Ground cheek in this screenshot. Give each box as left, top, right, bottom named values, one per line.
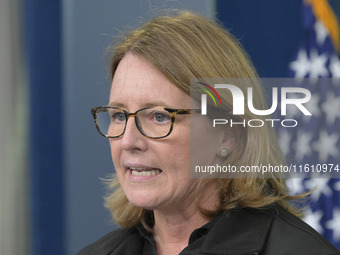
left=109, top=140, right=121, bottom=169
left=190, top=118, right=221, bottom=165
left=162, top=137, right=191, bottom=178
left=169, top=142, right=190, bottom=168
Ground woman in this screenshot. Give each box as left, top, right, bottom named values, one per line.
left=79, top=11, right=340, bottom=255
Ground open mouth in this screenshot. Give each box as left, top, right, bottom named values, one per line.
left=128, top=167, right=162, bottom=177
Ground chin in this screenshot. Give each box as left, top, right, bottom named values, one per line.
left=125, top=189, right=161, bottom=210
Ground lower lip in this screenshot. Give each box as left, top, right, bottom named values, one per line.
left=128, top=169, right=162, bottom=181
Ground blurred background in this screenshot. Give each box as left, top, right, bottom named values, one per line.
left=0, top=0, right=339, bottom=255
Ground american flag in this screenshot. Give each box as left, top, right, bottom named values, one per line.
left=278, top=0, right=340, bottom=249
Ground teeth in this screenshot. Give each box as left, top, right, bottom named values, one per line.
left=131, top=169, right=161, bottom=176
left=129, top=167, right=141, bottom=170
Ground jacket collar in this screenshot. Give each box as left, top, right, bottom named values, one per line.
left=189, top=206, right=276, bottom=255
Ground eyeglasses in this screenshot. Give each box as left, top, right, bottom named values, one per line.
left=91, top=106, right=200, bottom=139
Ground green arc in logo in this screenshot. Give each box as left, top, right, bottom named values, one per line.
left=199, top=87, right=217, bottom=106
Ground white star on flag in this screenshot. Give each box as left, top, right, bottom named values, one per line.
left=325, top=208, right=340, bottom=242
left=309, top=49, right=329, bottom=78
left=294, top=130, right=313, bottom=161
left=289, top=49, right=310, bottom=79
left=304, top=177, right=332, bottom=201
left=321, top=93, right=340, bottom=125
left=312, top=130, right=339, bottom=162
left=287, top=178, right=306, bottom=194
left=304, top=208, right=324, bottom=234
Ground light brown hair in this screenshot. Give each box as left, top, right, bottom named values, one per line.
left=105, top=10, right=300, bottom=228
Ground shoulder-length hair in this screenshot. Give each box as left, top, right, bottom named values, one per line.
left=105, top=10, right=300, bottom=228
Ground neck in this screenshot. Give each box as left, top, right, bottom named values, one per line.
left=152, top=181, right=219, bottom=255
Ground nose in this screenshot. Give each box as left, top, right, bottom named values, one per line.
left=120, top=117, right=147, bottom=152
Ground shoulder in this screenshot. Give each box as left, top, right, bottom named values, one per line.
left=77, top=226, right=140, bottom=255
left=263, top=205, right=340, bottom=255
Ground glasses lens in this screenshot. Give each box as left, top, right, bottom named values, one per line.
left=137, top=107, right=172, bottom=138
left=96, top=108, right=126, bottom=137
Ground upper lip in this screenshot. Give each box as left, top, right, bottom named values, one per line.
left=125, top=163, right=161, bottom=171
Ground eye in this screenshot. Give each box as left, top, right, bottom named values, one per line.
left=112, top=111, right=126, bottom=122
left=152, top=111, right=171, bottom=123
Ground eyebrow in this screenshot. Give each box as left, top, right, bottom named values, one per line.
left=108, top=101, right=174, bottom=109
left=108, top=102, right=126, bottom=108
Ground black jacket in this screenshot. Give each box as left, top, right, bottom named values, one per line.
left=78, top=205, right=340, bottom=255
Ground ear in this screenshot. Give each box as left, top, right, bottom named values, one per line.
left=217, top=128, right=236, bottom=155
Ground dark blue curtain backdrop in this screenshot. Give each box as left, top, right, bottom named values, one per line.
left=216, top=0, right=303, bottom=77
left=216, top=0, right=339, bottom=77
left=23, top=0, right=64, bottom=255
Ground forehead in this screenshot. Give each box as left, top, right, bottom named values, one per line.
left=110, top=53, right=189, bottom=109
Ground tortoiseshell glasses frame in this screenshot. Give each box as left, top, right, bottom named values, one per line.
left=91, top=106, right=201, bottom=139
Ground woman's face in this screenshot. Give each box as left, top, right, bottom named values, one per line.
left=109, top=52, right=222, bottom=212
